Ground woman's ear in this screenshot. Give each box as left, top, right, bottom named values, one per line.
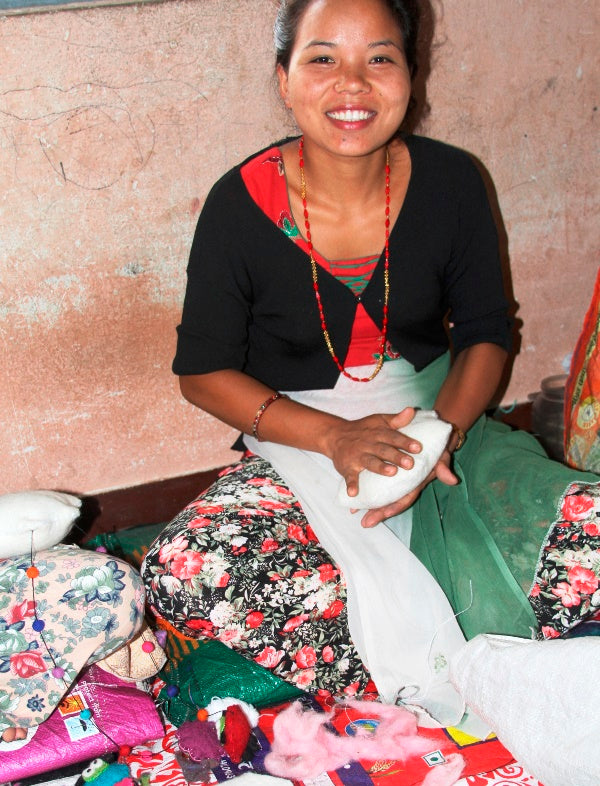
left=276, top=63, right=291, bottom=108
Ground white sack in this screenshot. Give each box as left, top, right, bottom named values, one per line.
left=450, top=633, right=600, bottom=786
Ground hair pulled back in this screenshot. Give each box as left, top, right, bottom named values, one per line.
left=274, top=0, right=421, bottom=77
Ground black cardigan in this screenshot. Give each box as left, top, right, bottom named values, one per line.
left=173, top=135, right=511, bottom=390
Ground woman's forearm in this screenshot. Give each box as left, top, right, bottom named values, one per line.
left=179, top=369, right=423, bottom=493
left=179, top=369, right=345, bottom=455
left=434, top=342, right=508, bottom=445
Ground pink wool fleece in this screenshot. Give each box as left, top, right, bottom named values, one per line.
left=264, top=699, right=464, bottom=783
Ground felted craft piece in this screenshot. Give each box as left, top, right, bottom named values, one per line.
left=450, top=633, right=600, bottom=786
left=221, top=702, right=255, bottom=763
left=125, top=686, right=515, bottom=786
left=175, top=750, right=220, bottom=784
left=205, top=696, right=260, bottom=728
left=0, top=663, right=164, bottom=781
left=336, top=410, right=452, bottom=509
left=263, top=698, right=461, bottom=780
left=175, top=718, right=224, bottom=761
left=79, top=757, right=132, bottom=784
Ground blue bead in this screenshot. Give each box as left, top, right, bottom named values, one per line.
left=166, top=684, right=179, bottom=697
left=32, top=619, right=45, bottom=632
left=80, top=709, right=92, bottom=720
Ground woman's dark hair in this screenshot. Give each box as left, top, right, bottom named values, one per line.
left=274, top=0, right=421, bottom=78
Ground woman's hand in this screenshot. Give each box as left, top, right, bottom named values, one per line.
left=359, top=449, right=459, bottom=528
left=326, top=407, right=423, bottom=499
left=351, top=343, right=509, bottom=528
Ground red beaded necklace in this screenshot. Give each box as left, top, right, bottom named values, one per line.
left=298, top=136, right=391, bottom=383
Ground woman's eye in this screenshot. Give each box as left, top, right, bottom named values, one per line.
left=310, top=56, right=334, bottom=64
left=370, top=55, right=392, bottom=64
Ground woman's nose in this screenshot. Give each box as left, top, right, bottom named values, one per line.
left=334, top=63, right=370, bottom=93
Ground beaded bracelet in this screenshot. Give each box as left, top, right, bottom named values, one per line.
left=252, top=392, right=288, bottom=441
left=449, top=423, right=466, bottom=451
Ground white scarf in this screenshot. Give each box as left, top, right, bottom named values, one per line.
left=244, top=358, right=467, bottom=727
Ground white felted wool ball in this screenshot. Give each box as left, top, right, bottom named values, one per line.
left=0, top=490, right=82, bottom=558
left=336, top=410, right=452, bottom=509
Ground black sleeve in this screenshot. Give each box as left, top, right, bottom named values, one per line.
left=172, top=174, right=252, bottom=376
left=444, top=156, right=512, bottom=355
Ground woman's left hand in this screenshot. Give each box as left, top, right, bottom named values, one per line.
left=357, top=343, right=510, bottom=528
left=359, top=450, right=458, bottom=528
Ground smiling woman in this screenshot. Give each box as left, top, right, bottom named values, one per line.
left=275, top=0, right=412, bottom=160
left=140, top=0, right=600, bottom=730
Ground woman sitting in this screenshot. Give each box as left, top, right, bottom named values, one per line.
left=142, top=0, right=600, bottom=725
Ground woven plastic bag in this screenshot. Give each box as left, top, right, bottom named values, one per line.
left=564, top=268, right=600, bottom=472
left=158, top=638, right=304, bottom=726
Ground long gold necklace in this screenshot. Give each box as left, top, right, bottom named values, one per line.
left=298, top=137, right=391, bottom=383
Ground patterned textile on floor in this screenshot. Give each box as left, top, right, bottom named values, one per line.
left=0, top=546, right=146, bottom=733
left=113, top=681, right=517, bottom=786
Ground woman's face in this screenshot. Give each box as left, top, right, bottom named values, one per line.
left=277, top=0, right=411, bottom=159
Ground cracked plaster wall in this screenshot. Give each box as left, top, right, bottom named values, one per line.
left=0, top=0, right=597, bottom=495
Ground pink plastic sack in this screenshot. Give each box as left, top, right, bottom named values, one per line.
left=0, top=664, right=163, bottom=781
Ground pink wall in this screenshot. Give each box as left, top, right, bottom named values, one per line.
left=1, top=0, right=597, bottom=496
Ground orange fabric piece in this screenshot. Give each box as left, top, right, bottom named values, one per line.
left=564, top=267, right=600, bottom=471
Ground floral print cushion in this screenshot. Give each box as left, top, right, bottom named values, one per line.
left=529, top=481, right=600, bottom=637
left=0, top=545, right=145, bottom=731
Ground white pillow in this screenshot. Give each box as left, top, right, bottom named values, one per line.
left=336, top=410, right=452, bottom=509
left=0, top=490, right=81, bottom=558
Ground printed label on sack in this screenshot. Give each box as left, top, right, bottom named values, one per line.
left=423, top=750, right=446, bottom=767
left=58, top=691, right=100, bottom=742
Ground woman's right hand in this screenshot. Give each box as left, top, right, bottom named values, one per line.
left=178, top=372, right=423, bottom=500
left=325, top=406, right=422, bottom=501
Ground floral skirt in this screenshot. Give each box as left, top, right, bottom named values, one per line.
left=142, top=455, right=372, bottom=697
left=142, top=429, right=600, bottom=701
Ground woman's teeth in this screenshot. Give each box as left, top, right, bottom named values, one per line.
left=327, top=109, right=373, bottom=122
